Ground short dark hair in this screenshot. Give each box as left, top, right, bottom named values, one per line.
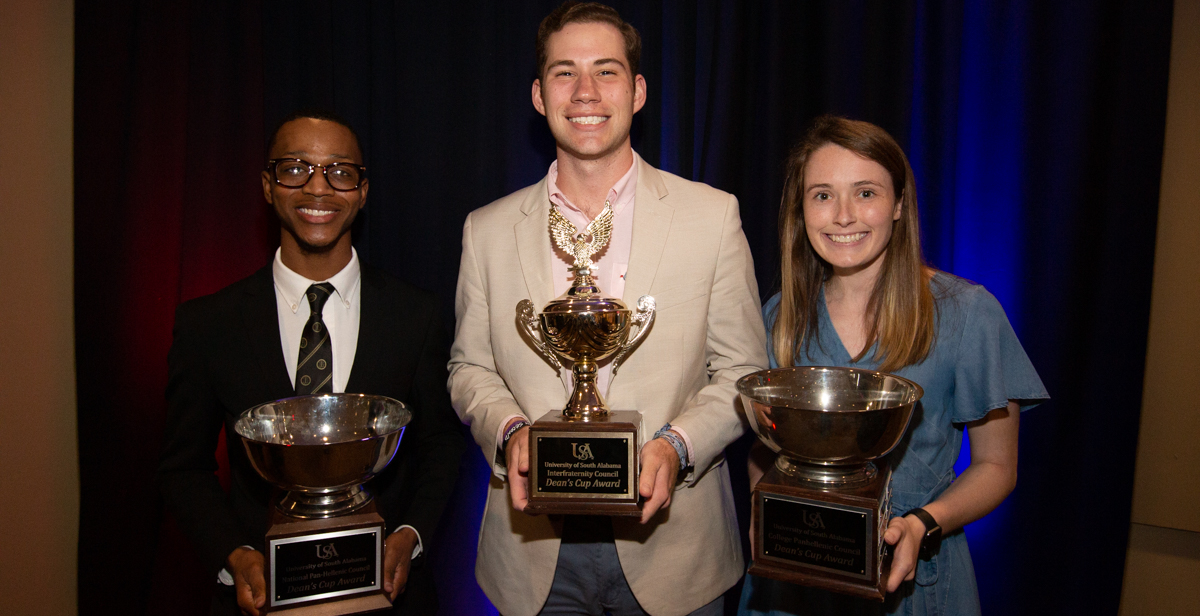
left=266, top=109, right=364, bottom=163
left=535, top=1, right=641, bottom=80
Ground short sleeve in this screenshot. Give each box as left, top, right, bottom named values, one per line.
left=952, top=287, right=1049, bottom=424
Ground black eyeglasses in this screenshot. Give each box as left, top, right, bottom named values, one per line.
left=266, top=158, right=367, bottom=191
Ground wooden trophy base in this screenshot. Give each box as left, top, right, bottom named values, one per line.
left=525, top=410, right=641, bottom=517
left=750, top=462, right=893, bottom=602
left=263, top=500, right=393, bottom=615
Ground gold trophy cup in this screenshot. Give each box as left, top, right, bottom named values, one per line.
left=516, top=203, right=655, bottom=516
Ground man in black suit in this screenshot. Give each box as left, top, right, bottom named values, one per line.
left=158, top=110, right=464, bottom=616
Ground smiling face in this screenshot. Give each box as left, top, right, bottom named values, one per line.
left=261, top=118, right=367, bottom=265
left=532, top=21, right=646, bottom=164
left=802, top=144, right=902, bottom=280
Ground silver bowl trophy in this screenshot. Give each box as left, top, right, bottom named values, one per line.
left=516, top=203, right=655, bottom=516
left=737, top=367, right=923, bottom=601
left=235, top=393, right=411, bottom=614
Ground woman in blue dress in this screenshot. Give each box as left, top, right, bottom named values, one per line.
left=738, top=116, right=1048, bottom=616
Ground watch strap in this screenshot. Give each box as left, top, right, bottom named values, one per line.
left=905, top=507, right=942, bottom=559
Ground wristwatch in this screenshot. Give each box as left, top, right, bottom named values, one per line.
left=905, top=507, right=942, bottom=559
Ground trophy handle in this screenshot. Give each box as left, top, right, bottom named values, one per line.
left=612, top=295, right=655, bottom=376
left=517, top=299, right=564, bottom=371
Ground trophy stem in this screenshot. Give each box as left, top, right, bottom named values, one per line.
left=775, top=457, right=878, bottom=487
left=277, top=484, right=372, bottom=519
left=562, top=357, right=610, bottom=420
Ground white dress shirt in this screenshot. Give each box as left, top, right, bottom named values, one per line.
left=272, top=247, right=361, bottom=392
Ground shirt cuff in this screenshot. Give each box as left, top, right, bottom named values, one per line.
left=393, top=525, right=423, bottom=560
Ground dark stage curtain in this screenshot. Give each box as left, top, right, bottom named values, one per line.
left=75, top=1, right=1172, bottom=614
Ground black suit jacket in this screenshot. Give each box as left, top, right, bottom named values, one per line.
left=158, top=263, right=464, bottom=612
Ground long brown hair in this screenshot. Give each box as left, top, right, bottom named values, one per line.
left=773, top=115, right=934, bottom=372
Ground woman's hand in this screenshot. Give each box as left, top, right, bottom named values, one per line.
left=880, top=402, right=1020, bottom=594
left=883, top=513, right=929, bottom=592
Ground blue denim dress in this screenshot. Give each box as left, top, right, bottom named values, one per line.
left=739, top=273, right=1048, bottom=616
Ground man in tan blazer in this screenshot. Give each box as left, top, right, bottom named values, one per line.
left=448, top=3, right=768, bottom=615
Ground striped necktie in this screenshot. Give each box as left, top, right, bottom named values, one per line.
left=295, top=283, right=334, bottom=394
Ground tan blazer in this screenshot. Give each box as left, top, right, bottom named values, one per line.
left=449, top=156, right=768, bottom=616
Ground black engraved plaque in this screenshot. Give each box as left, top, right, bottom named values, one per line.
left=759, top=494, right=870, bottom=577
left=535, top=435, right=631, bottom=495
left=271, top=528, right=380, bottom=605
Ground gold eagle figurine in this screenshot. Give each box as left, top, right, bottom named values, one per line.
left=549, top=201, right=614, bottom=274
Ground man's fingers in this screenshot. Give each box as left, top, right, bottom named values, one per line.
left=638, top=439, right=681, bottom=523
left=244, top=565, right=266, bottom=613
left=388, top=561, right=409, bottom=600
left=637, top=455, right=657, bottom=519
left=383, top=542, right=399, bottom=593
left=235, top=582, right=259, bottom=616
left=506, top=427, right=530, bottom=473
left=396, top=566, right=410, bottom=595
left=230, top=548, right=266, bottom=616
left=250, top=571, right=266, bottom=609
left=511, top=483, right=528, bottom=510
left=639, top=464, right=668, bottom=523
left=510, top=473, right=529, bottom=511
left=516, top=430, right=530, bottom=473
left=511, top=439, right=529, bottom=510
left=638, top=441, right=667, bottom=499
left=639, top=486, right=665, bottom=523
left=235, top=578, right=264, bottom=616
left=505, top=427, right=531, bottom=512
left=382, top=529, right=416, bottom=600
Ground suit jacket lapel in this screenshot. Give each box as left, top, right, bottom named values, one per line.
left=515, top=178, right=556, bottom=307
left=241, top=266, right=294, bottom=399
left=623, top=157, right=673, bottom=304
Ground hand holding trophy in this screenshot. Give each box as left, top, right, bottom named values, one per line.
left=515, top=203, right=655, bottom=516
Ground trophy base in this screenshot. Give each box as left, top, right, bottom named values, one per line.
left=264, top=500, right=392, bottom=615
left=750, top=462, right=893, bottom=602
left=525, top=410, right=641, bottom=517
